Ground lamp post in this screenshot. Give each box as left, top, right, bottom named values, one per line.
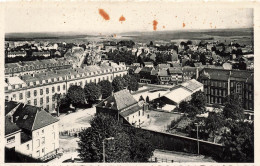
left=194, top=123, right=200, bottom=155
left=102, top=137, right=114, bottom=163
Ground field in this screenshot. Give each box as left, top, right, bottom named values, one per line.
left=142, top=110, right=182, bottom=132
left=5, top=28, right=253, bottom=45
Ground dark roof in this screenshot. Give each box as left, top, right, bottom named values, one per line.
left=13, top=105, right=59, bottom=131
left=97, top=89, right=138, bottom=111
left=120, top=105, right=142, bottom=117
left=21, top=132, right=32, bottom=144
left=140, top=67, right=154, bottom=73
left=5, top=117, right=20, bottom=136
left=168, top=67, right=182, bottom=74
left=5, top=100, right=21, bottom=115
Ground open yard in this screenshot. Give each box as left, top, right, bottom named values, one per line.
left=142, top=110, right=182, bottom=132
left=58, top=107, right=96, bottom=132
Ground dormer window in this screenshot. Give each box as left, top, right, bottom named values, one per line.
left=23, top=115, right=28, bottom=120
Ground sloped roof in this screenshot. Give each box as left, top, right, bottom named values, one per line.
left=181, top=79, right=203, bottom=92
left=120, top=105, right=142, bottom=117
left=5, top=100, right=21, bottom=115
left=97, top=89, right=138, bottom=111
left=13, top=105, right=59, bottom=131
left=163, top=87, right=192, bottom=104
left=5, top=117, right=21, bottom=136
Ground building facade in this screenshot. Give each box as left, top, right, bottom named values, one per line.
left=5, top=62, right=128, bottom=112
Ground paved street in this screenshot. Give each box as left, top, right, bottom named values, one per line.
left=151, top=149, right=216, bottom=163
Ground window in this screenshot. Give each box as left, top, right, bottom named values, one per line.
left=13, top=94, right=16, bottom=99
left=231, top=82, right=234, bottom=87
left=236, top=83, right=242, bottom=94
left=63, top=84, right=66, bottom=90
left=223, top=90, right=226, bottom=97
left=28, top=100, right=31, bottom=105
left=215, top=89, right=218, bottom=96
left=36, top=150, right=40, bottom=157
left=46, top=105, right=49, bottom=110
left=42, top=129, right=44, bottom=134
left=40, top=98, right=43, bottom=105
left=34, top=90, right=37, bottom=96
left=19, top=93, right=23, bottom=100
left=127, top=117, right=129, bottom=121
left=142, top=110, right=144, bottom=116
left=27, top=91, right=31, bottom=98
left=46, top=96, right=49, bottom=103
left=34, top=99, right=37, bottom=105
left=42, top=148, right=45, bottom=155
left=138, top=111, right=140, bottom=116
left=27, top=144, right=29, bottom=150
left=57, top=86, right=60, bottom=91
left=36, top=139, right=40, bottom=147
left=7, top=136, right=15, bottom=144
left=249, top=93, right=252, bottom=100
left=219, top=90, right=222, bottom=96
left=46, top=88, right=49, bottom=94
left=52, top=95, right=55, bottom=101
left=41, top=137, right=45, bottom=145
left=52, top=87, right=55, bottom=93
left=40, top=89, right=43, bottom=95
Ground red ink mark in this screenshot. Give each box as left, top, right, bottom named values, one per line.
left=175, top=16, right=177, bottom=18
left=98, top=9, right=110, bottom=20
left=113, top=34, right=117, bottom=37
left=163, top=25, right=165, bottom=29
left=153, top=20, right=158, bottom=31
left=119, top=15, right=126, bottom=23
left=183, top=23, right=186, bottom=28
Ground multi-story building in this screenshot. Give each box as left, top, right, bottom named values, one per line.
left=5, top=58, right=73, bottom=77
left=7, top=51, right=27, bottom=58
left=5, top=100, right=59, bottom=161
left=198, top=68, right=254, bottom=111
left=5, top=62, right=128, bottom=112
left=96, top=89, right=148, bottom=127
left=32, top=52, right=51, bottom=57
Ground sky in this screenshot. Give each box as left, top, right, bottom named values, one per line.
left=4, top=2, right=253, bottom=34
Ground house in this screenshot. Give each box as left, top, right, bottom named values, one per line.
left=139, top=67, right=156, bottom=84
left=7, top=51, right=27, bottom=58
left=32, top=52, right=51, bottom=57
left=156, top=68, right=171, bottom=85
left=153, top=79, right=203, bottom=109
left=96, top=89, right=148, bottom=127
left=5, top=100, right=59, bottom=161
left=198, top=68, right=254, bottom=111
left=144, top=62, right=154, bottom=67
left=168, top=67, right=183, bottom=84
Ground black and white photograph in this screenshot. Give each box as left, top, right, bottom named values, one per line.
left=2, top=2, right=256, bottom=164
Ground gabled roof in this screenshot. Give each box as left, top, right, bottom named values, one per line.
left=181, top=79, right=203, bottom=92
left=97, top=89, right=138, bottom=111
left=5, top=100, right=21, bottom=115
left=5, top=117, right=21, bottom=136
left=13, top=105, right=59, bottom=131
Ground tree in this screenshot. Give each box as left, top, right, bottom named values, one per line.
left=53, top=93, right=62, bottom=116
left=190, top=90, right=206, bottom=113
left=223, top=94, right=244, bottom=120
left=178, top=101, right=189, bottom=113
left=146, top=96, right=150, bottom=103
left=98, top=80, right=113, bottom=99
left=84, top=82, right=101, bottom=105
left=112, top=76, right=125, bottom=92
left=222, top=121, right=254, bottom=162
left=124, top=75, right=139, bottom=92
left=77, top=113, right=154, bottom=162
left=67, top=85, right=85, bottom=108
left=139, top=95, right=144, bottom=101
left=205, top=112, right=226, bottom=143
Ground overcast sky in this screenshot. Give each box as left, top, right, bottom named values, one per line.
left=4, top=2, right=253, bottom=33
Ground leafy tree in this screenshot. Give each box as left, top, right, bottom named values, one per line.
left=190, top=90, right=206, bottom=113
left=78, top=113, right=131, bottom=162
left=222, top=121, right=254, bottom=162
left=84, top=82, right=101, bottom=105
left=178, top=101, right=189, bottom=113
left=112, top=76, right=125, bottom=92
left=53, top=93, right=62, bottom=116
left=127, top=127, right=155, bottom=162
left=124, top=75, right=139, bottom=92
left=146, top=96, right=150, bottom=103
left=223, top=94, right=244, bottom=120
left=205, top=112, right=225, bottom=142
left=98, top=80, right=113, bottom=99
left=78, top=113, right=154, bottom=162
left=67, top=85, right=85, bottom=108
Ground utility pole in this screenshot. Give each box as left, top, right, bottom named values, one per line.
left=102, top=137, right=114, bottom=163
left=195, top=123, right=200, bottom=155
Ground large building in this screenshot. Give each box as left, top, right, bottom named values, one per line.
left=5, top=58, right=73, bottom=77
left=198, top=68, right=254, bottom=111
left=96, top=89, right=148, bottom=127
left=5, top=100, right=59, bottom=161
left=5, top=61, right=128, bottom=112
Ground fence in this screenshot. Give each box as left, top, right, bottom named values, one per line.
left=59, top=127, right=88, bottom=137
left=149, top=157, right=176, bottom=163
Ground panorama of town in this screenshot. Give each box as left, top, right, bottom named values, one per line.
left=4, top=28, right=254, bottom=163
